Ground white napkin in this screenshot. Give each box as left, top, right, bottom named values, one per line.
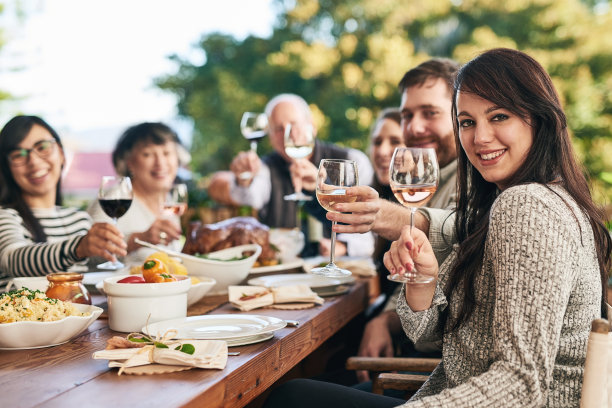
left=228, top=285, right=274, bottom=311
left=229, top=284, right=323, bottom=311
left=93, top=340, right=227, bottom=371
left=271, top=284, right=324, bottom=305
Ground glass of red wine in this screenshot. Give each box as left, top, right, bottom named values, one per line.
left=97, top=176, right=133, bottom=270
left=388, top=147, right=439, bottom=284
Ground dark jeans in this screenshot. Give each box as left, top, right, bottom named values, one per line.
left=263, top=378, right=406, bottom=408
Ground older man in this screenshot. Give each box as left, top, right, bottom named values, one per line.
left=209, top=93, right=374, bottom=256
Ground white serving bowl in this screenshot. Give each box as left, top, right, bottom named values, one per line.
left=178, top=244, right=262, bottom=294
left=103, top=275, right=191, bottom=333
left=96, top=276, right=216, bottom=307
left=0, top=304, right=103, bottom=349
left=6, top=276, right=49, bottom=292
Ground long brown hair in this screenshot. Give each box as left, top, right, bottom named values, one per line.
left=448, top=48, right=611, bottom=329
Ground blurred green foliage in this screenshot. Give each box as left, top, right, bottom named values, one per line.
left=156, top=0, right=612, bottom=208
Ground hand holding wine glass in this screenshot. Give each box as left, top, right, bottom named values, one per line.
left=97, top=176, right=133, bottom=270
left=388, top=147, right=439, bottom=284
left=310, top=159, right=358, bottom=277
left=284, top=123, right=315, bottom=201
left=163, top=183, right=188, bottom=217
left=238, top=112, right=268, bottom=180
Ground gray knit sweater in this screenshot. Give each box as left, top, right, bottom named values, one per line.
left=396, top=183, right=602, bottom=407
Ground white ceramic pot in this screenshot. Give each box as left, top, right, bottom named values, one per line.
left=103, top=275, right=191, bottom=333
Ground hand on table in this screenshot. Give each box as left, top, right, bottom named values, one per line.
left=356, top=313, right=396, bottom=383
left=319, top=238, right=347, bottom=258
left=136, top=218, right=182, bottom=247
left=289, top=159, right=317, bottom=192
left=325, top=185, right=380, bottom=234
left=76, top=222, right=127, bottom=261
left=230, top=150, right=262, bottom=187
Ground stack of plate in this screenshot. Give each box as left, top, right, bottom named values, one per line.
left=142, top=314, right=287, bottom=347
left=247, top=273, right=355, bottom=297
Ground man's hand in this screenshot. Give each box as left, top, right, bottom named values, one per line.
left=289, top=159, right=318, bottom=192
left=325, top=186, right=380, bottom=234
left=356, top=312, right=398, bottom=382
left=319, top=238, right=347, bottom=258
left=230, top=151, right=262, bottom=186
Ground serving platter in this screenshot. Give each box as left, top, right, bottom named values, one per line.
left=142, top=314, right=286, bottom=340
left=247, top=273, right=342, bottom=289
left=250, top=258, right=304, bottom=275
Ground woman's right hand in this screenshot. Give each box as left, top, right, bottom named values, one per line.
left=383, top=225, right=438, bottom=311
left=136, top=218, right=182, bottom=247
left=76, top=222, right=127, bottom=261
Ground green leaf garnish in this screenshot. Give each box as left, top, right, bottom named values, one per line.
left=175, top=343, right=195, bottom=355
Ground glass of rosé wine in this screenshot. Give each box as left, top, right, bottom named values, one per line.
left=163, top=183, right=188, bottom=217
left=310, top=159, right=358, bottom=277
left=388, top=147, right=439, bottom=284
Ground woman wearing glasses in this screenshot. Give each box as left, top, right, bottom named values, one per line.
left=0, top=115, right=126, bottom=290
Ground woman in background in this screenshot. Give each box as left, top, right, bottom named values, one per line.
left=263, top=48, right=611, bottom=407
left=88, top=122, right=189, bottom=263
left=0, top=115, right=125, bottom=289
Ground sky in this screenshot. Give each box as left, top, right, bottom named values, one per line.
left=0, top=0, right=275, bottom=151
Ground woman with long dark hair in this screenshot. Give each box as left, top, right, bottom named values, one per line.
left=262, top=48, right=611, bottom=407
left=0, top=115, right=126, bottom=289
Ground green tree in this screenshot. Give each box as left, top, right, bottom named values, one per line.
left=156, top=0, right=612, bottom=206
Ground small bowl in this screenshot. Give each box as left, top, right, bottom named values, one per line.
left=178, top=244, right=262, bottom=294
left=187, top=277, right=216, bottom=306
left=103, top=275, right=191, bottom=333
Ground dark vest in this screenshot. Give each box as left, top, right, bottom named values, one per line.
left=260, top=140, right=349, bottom=229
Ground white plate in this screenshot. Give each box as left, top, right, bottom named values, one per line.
left=247, top=273, right=342, bottom=289
left=82, top=272, right=117, bottom=287
left=226, top=332, right=274, bottom=347
left=250, top=258, right=305, bottom=274
left=142, top=314, right=286, bottom=340
left=0, top=304, right=103, bottom=349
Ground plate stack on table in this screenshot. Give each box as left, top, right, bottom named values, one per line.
left=247, top=274, right=355, bottom=297
left=142, top=314, right=287, bottom=347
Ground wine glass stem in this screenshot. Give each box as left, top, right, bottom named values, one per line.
left=410, top=208, right=416, bottom=235
left=330, top=221, right=337, bottom=265
left=250, top=141, right=258, bottom=153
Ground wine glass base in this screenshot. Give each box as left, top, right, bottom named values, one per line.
left=387, top=273, right=435, bottom=284
left=284, top=192, right=313, bottom=201
left=97, top=260, right=125, bottom=270
left=310, top=263, right=351, bottom=277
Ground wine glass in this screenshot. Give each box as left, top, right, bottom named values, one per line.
left=163, top=183, right=188, bottom=217
left=283, top=123, right=314, bottom=202
left=238, top=112, right=268, bottom=180
left=97, top=176, right=133, bottom=270
left=388, top=147, right=439, bottom=284
left=310, top=159, right=359, bottom=277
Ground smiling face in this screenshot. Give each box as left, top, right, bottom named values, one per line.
left=9, top=124, right=64, bottom=208
left=126, top=141, right=178, bottom=195
left=456, top=91, right=534, bottom=190
left=370, top=118, right=404, bottom=185
left=400, top=77, right=456, bottom=168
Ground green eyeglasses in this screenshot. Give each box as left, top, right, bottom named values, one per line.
left=8, top=139, right=58, bottom=166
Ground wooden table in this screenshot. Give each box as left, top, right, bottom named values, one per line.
left=0, top=280, right=369, bottom=408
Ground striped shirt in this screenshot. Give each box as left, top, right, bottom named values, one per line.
left=0, top=206, right=91, bottom=289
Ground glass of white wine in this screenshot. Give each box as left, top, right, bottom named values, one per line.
left=283, top=123, right=315, bottom=202
left=311, top=159, right=358, bottom=277
left=238, top=112, right=268, bottom=180
left=388, top=147, right=439, bottom=284
left=163, top=183, right=188, bottom=217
